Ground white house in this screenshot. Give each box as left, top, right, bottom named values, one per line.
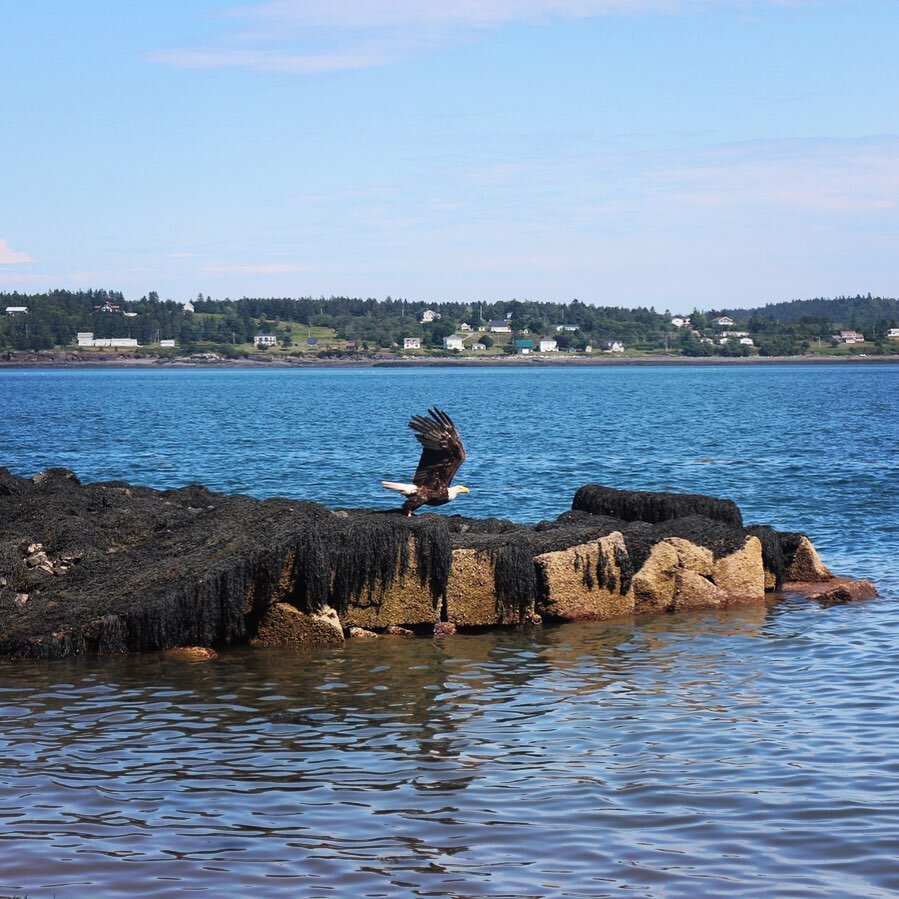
left=183, top=302, right=195, bottom=313
left=605, top=340, right=625, bottom=353
left=160, top=339, right=176, bottom=348
left=538, top=338, right=558, bottom=353
left=93, top=301, right=122, bottom=314
left=670, top=316, right=690, bottom=328
left=443, top=335, right=464, bottom=351
left=584, top=344, right=593, bottom=354
left=739, top=337, right=754, bottom=346
left=403, top=337, right=421, bottom=350
left=420, top=309, right=441, bottom=323
left=887, top=328, right=899, bottom=339
left=555, top=324, right=579, bottom=332
left=254, top=334, right=278, bottom=347
left=471, top=342, right=486, bottom=351
left=458, top=322, right=472, bottom=331
left=487, top=320, right=512, bottom=333
left=834, top=330, right=865, bottom=344
left=78, top=335, right=139, bottom=347
left=5, top=306, right=28, bottom=315
left=711, top=316, right=735, bottom=328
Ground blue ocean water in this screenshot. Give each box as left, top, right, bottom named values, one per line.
left=1, top=363, right=897, bottom=896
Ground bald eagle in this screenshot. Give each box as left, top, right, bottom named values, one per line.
left=382, top=407, right=470, bottom=516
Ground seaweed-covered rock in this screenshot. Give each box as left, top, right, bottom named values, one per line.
left=0, top=468, right=867, bottom=659
left=573, top=484, right=743, bottom=528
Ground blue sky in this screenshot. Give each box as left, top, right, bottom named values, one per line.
left=2, top=0, right=898, bottom=309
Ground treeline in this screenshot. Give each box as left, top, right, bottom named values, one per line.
left=724, top=294, right=899, bottom=330
left=1, top=289, right=897, bottom=354
left=195, top=296, right=673, bottom=348
left=0, top=290, right=258, bottom=350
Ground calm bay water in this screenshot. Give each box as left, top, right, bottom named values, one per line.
left=1, top=364, right=897, bottom=896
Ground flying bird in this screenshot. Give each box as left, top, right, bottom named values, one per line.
left=382, top=407, right=470, bottom=516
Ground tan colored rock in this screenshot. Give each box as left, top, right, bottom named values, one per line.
left=664, top=537, right=714, bottom=577
left=784, top=536, right=833, bottom=583
left=164, top=646, right=218, bottom=662
left=445, top=548, right=535, bottom=626
left=386, top=625, right=415, bottom=637
left=251, top=602, right=344, bottom=647
left=535, top=532, right=634, bottom=621
left=340, top=540, right=439, bottom=629
left=348, top=626, right=380, bottom=639
left=434, top=621, right=457, bottom=637
left=712, top=536, right=765, bottom=604
left=673, top=568, right=727, bottom=611
left=632, top=540, right=680, bottom=614
left=784, top=577, right=878, bottom=605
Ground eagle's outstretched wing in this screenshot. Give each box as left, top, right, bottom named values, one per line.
left=409, top=407, right=466, bottom=489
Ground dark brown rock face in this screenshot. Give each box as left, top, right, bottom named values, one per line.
left=0, top=469, right=873, bottom=659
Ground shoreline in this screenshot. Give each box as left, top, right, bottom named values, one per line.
left=1, top=351, right=898, bottom=369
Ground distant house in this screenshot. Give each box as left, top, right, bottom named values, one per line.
left=711, top=316, right=735, bottom=328
left=739, top=337, right=754, bottom=346
left=77, top=332, right=138, bottom=347
left=887, top=328, right=899, bottom=339
left=183, top=302, right=195, bottom=313
left=458, top=322, right=472, bottom=332
left=515, top=339, right=534, bottom=355
left=93, top=301, right=122, bottom=314
left=443, top=335, right=464, bottom=351
left=420, top=309, right=441, bottom=323
left=584, top=345, right=593, bottom=354
left=123, top=311, right=138, bottom=317
left=254, top=334, right=277, bottom=347
left=306, top=337, right=318, bottom=347
left=670, top=316, right=690, bottom=328
left=471, top=342, right=486, bottom=351
left=605, top=340, right=625, bottom=353
left=538, top=338, right=558, bottom=353
left=5, top=306, right=28, bottom=315
left=403, top=337, right=421, bottom=350
left=834, top=330, right=865, bottom=344
left=159, top=339, right=176, bottom=348
left=555, top=324, right=579, bottom=333
left=487, top=320, right=512, bottom=333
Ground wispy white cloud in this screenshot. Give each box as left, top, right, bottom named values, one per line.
left=201, top=262, right=312, bottom=274
left=0, top=238, right=33, bottom=264
left=152, top=0, right=819, bottom=74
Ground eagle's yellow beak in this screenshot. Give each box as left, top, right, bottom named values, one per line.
left=460, top=486, right=471, bottom=493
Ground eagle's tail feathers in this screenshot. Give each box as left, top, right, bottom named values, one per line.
left=381, top=481, right=418, bottom=496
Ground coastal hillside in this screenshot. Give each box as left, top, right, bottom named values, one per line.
left=723, top=294, right=899, bottom=329
left=1, top=289, right=897, bottom=358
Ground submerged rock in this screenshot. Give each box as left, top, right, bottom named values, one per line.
left=0, top=467, right=875, bottom=659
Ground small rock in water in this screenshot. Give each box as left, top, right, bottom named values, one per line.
left=348, top=626, right=380, bottom=639
left=386, top=625, right=415, bottom=637
left=433, top=621, right=457, bottom=637
left=164, top=646, right=218, bottom=662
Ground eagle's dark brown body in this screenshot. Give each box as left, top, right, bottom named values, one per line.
left=382, top=407, right=469, bottom=516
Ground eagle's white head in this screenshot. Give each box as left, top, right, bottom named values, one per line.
left=448, top=485, right=471, bottom=500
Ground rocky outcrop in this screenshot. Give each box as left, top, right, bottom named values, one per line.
left=0, top=468, right=876, bottom=659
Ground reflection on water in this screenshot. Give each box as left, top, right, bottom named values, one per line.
left=2, top=599, right=899, bottom=896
